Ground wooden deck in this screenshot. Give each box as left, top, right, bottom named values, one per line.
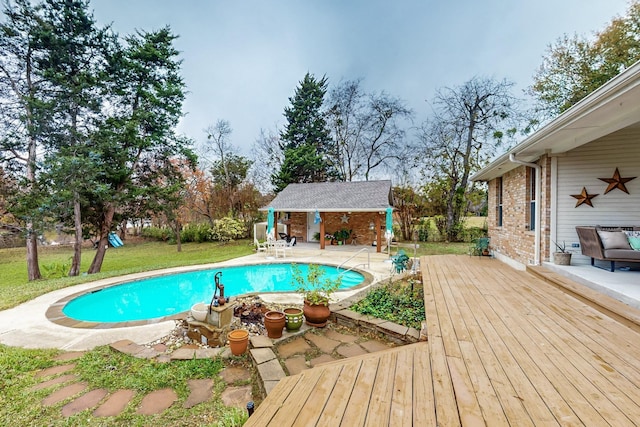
left=245, top=255, right=640, bottom=426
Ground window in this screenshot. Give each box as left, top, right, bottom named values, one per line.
left=528, top=168, right=536, bottom=231
left=497, top=177, right=503, bottom=227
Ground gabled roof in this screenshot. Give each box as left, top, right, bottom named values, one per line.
left=262, top=180, right=393, bottom=212
left=472, top=59, right=640, bottom=182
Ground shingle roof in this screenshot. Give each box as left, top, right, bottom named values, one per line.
left=262, top=180, right=393, bottom=212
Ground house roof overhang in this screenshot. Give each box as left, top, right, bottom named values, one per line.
left=472, top=60, right=640, bottom=182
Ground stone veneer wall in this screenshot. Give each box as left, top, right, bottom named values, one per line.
left=487, top=155, right=551, bottom=266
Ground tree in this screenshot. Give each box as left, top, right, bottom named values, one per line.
left=530, top=1, right=640, bottom=116
left=326, top=79, right=412, bottom=181
left=419, top=77, right=517, bottom=241
left=272, top=73, right=334, bottom=192
left=250, top=127, right=282, bottom=194
left=393, top=185, right=428, bottom=241
left=85, top=27, right=194, bottom=273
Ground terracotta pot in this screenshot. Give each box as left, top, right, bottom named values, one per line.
left=264, top=310, right=286, bottom=338
left=284, top=307, right=304, bottom=331
left=303, top=300, right=331, bottom=327
left=228, top=329, right=249, bottom=356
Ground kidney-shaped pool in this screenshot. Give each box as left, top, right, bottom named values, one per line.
left=61, top=263, right=364, bottom=323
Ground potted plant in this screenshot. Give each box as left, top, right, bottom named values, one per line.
left=335, top=229, right=351, bottom=245
left=553, top=241, right=572, bottom=265
left=291, top=264, right=341, bottom=327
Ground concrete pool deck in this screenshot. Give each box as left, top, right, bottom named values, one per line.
left=0, top=244, right=397, bottom=350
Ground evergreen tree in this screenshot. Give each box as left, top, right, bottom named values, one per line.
left=272, top=72, right=334, bottom=192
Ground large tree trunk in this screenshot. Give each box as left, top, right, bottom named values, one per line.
left=88, top=203, right=116, bottom=274
left=68, top=193, right=83, bottom=276
left=26, top=229, right=41, bottom=281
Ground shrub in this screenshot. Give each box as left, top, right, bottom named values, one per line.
left=181, top=223, right=212, bottom=243
left=416, top=218, right=431, bottom=242
left=141, top=226, right=171, bottom=241
left=210, top=217, right=246, bottom=243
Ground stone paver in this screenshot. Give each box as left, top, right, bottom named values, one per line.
left=359, top=340, right=391, bottom=353
left=195, top=348, right=222, bottom=359
left=153, top=343, right=168, bottom=352
left=250, top=335, right=274, bottom=348
left=183, top=379, right=213, bottom=409
left=250, top=348, right=276, bottom=365
left=264, top=380, right=280, bottom=395
left=93, top=389, right=135, bottom=417
left=220, top=385, right=252, bottom=409
left=310, top=354, right=337, bottom=367
left=61, top=388, right=108, bottom=417
left=136, top=388, right=177, bottom=415
left=305, top=333, right=340, bottom=353
left=53, top=351, right=85, bottom=362
left=284, top=355, right=309, bottom=375
left=377, top=321, right=409, bottom=339
left=42, top=382, right=88, bottom=406
left=36, top=363, right=76, bottom=378
left=169, top=347, right=196, bottom=360
left=276, top=337, right=311, bottom=358
left=219, top=367, right=252, bottom=385
left=257, top=359, right=286, bottom=382
left=134, top=347, right=161, bottom=360
left=30, top=374, right=78, bottom=391
left=325, top=329, right=359, bottom=343
left=336, top=343, right=368, bottom=358
left=110, top=339, right=145, bottom=356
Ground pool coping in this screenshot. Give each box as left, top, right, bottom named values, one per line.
left=45, top=261, right=375, bottom=329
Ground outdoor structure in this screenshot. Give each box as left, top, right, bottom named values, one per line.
left=259, top=180, right=394, bottom=253
left=472, top=60, right=640, bottom=269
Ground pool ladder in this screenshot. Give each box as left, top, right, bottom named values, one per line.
left=337, top=248, right=370, bottom=276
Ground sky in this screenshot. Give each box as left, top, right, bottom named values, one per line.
left=90, top=0, right=631, bottom=158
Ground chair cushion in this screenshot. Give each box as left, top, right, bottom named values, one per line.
left=603, top=248, right=640, bottom=260
left=597, top=230, right=632, bottom=250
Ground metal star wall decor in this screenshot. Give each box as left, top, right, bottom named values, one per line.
left=571, top=187, right=598, bottom=207
left=598, top=167, right=636, bottom=194
left=340, top=214, right=350, bottom=223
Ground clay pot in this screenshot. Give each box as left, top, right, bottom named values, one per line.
left=303, top=300, right=331, bottom=327
left=284, top=307, right=304, bottom=331
left=228, top=329, right=249, bottom=355
left=264, top=310, right=286, bottom=338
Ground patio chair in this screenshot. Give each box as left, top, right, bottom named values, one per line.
left=274, top=240, right=287, bottom=258
left=279, top=232, right=297, bottom=246
left=254, top=238, right=267, bottom=253
left=469, top=237, right=490, bottom=257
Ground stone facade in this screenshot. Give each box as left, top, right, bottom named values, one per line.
left=487, top=155, right=551, bottom=266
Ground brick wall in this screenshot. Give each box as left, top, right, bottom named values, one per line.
left=487, top=155, right=551, bottom=265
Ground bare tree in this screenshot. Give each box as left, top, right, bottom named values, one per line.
left=203, top=119, right=233, bottom=188
left=249, top=127, right=283, bottom=194
left=326, top=79, right=413, bottom=181
left=419, top=76, right=518, bottom=241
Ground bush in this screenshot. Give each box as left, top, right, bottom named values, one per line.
left=416, top=218, right=431, bottom=242
left=210, top=217, right=246, bottom=243
left=181, top=223, right=212, bottom=243
left=141, top=226, right=171, bottom=241
left=351, top=279, right=425, bottom=329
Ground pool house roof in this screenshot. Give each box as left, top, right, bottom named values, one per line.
left=261, top=180, right=394, bottom=213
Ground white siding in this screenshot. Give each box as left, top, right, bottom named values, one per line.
left=556, top=128, right=640, bottom=264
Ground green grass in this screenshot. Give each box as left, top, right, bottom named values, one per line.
left=0, top=239, right=254, bottom=311
left=0, top=344, right=249, bottom=426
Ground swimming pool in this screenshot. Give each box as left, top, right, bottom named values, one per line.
left=61, top=263, right=364, bottom=323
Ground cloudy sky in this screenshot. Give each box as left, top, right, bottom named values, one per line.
left=90, top=0, right=630, bottom=156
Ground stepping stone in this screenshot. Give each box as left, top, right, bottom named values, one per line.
left=305, top=333, right=340, bottom=353
left=359, top=340, right=391, bottom=353
left=257, top=359, right=286, bottom=382
left=250, top=335, right=273, bottom=348
left=325, top=329, right=359, bottom=343
left=31, top=374, right=78, bottom=391
left=310, top=354, right=337, bottom=367
left=183, top=379, right=213, bottom=409
left=61, top=388, right=108, bottom=417
left=153, top=343, right=168, bottom=352
left=93, top=389, right=135, bottom=417
left=42, top=382, right=88, bottom=406
left=250, top=348, right=276, bottom=365
left=276, top=337, right=311, bottom=358
left=264, top=380, right=280, bottom=395
left=136, top=388, right=177, bottom=415
left=110, top=340, right=144, bottom=356
left=195, top=348, right=221, bottom=359
left=284, top=355, right=309, bottom=375
left=36, top=364, right=76, bottom=378
left=53, top=352, right=85, bottom=362
left=170, top=347, right=196, bottom=360
left=336, top=343, right=367, bottom=358
left=219, top=367, right=251, bottom=385
left=220, top=385, right=252, bottom=410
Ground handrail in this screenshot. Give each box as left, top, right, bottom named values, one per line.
left=338, top=247, right=370, bottom=272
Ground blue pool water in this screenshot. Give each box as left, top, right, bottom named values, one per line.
left=62, top=263, right=364, bottom=323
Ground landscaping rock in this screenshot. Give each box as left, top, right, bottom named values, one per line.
left=183, top=379, right=213, bottom=409
left=136, top=388, right=177, bottom=415
left=61, top=388, right=108, bottom=417
left=220, top=385, right=252, bottom=409
left=336, top=343, right=367, bottom=358
left=250, top=348, right=276, bottom=365
left=36, top=363, right=76, bottom=378
left=284, top=355, right=309, bottom=375
left=93, top=389, right=135, bottom=417
left=42, top=382, right=88, bottom=406
left=305, top=333, right=340, bottom=353
left=310, top=354, right=337, bottom=367
left=276, top=337, right=311, bottom=358
left=359, top=340, right=391, bottom=353
left=219, top=367, right=251, bottom=385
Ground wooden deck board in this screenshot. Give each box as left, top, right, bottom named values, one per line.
left=245, top=255, right=640, bottom=426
